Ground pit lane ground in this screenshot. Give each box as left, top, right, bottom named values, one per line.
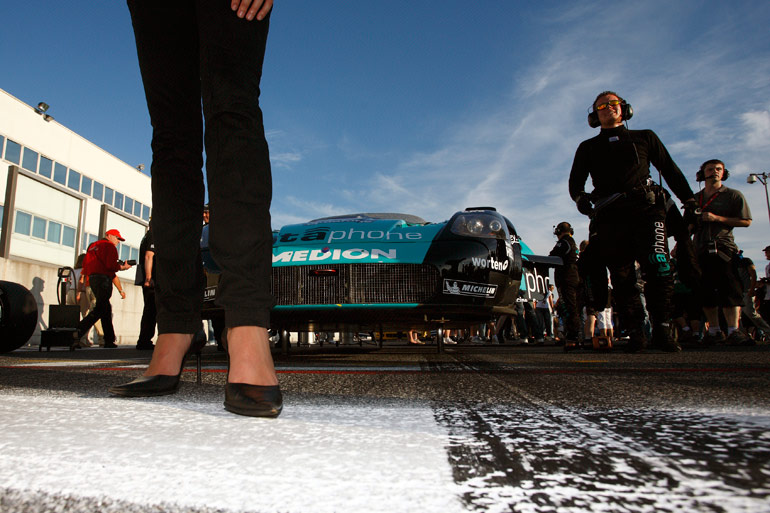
left=1, top=340, right=769, bottom=513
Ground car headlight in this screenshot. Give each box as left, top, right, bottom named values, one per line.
left=450, top=213, right=507, bottom=239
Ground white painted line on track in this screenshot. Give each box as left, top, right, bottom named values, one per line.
left=0, top=394, right=463, bottom=513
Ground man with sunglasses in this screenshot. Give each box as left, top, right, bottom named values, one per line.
left=568, top=91, right=696, bottom=352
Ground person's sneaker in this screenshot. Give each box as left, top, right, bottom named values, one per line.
left=726, top=330, right=754, bottom=346
left=136, top=342, right=155, bottom=350
left=103, top=341, right=118, bottom=348
left=702, top=331, right=726, bottom=346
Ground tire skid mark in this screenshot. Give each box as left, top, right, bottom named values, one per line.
left=430, top=358, right=770, bottom=513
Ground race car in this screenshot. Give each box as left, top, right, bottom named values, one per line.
left=201, top=207, right=559, bottom=345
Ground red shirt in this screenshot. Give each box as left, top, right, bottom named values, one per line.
left=82, top=239, right=121, bottom=279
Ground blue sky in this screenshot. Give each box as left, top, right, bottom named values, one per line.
left=2, top=1, right=770, bottom=261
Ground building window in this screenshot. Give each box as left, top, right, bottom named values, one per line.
left=39, top=156, right=53, bottom=179
left=67, top=169, right=81, bottom=192
left=22, top=148, right=39, bottom=172
left=14, top=211, right=32, bottom=235
left=114, top=192, right=124, bottom=211
left=142, top=205, right=151, bottom=221
left=47, top=221, right=62, bottom=243
left=104, top=187, right=114, bottom=206
left=81, top=176, right=92, bottom=196
left=53, top=163, right=67, bottom=185
left=62, top=225, right=76, bottom=248
left=124, top=197, right=134, bottom=215
left=92, top=181, right=104, bottom=201
left=130, top=246, right=139, bottom=262
left=32, top=216, right=47, bottom=239
left=134, top=201, right=143, bottom=218
left=4, top=139, right=21, bottom=164
left=0, top=135, right=4, bottom=156
left=120, top=244, right=131, bottom=262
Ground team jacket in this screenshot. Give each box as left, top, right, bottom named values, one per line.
left=568, top=126, right=693, bottom=205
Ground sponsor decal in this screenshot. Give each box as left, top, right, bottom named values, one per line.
left=277, top=224, right=424, bottom=244
left=204, top=286, right=216, bottom=301
left=471, top=256, right=509, bottom=271
left=443, top=279, right=497, bottom=298
left=520, top=267, right=551, bottom=301
left=273, top=248, right=398, bottom=264
left=649, top=220, right=671, bottom=275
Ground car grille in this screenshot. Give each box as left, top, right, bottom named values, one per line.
left=272, top=264, right=439, bottom=305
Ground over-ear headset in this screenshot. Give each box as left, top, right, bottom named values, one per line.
left=587, top=93, right=634, bottom=128
left=553, top=221, right=574, bottom=236
left=696, top=159, right=730, bottom=182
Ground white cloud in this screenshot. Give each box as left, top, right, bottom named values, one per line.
left=741, top=109, right=770, bottom=149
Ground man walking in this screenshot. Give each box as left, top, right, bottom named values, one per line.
left=75, top=229, right=132, bottom=348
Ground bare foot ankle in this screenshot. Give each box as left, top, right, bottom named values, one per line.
left=227, top=326, right=278, bottom=386
left=143, top=333, right=193, bottom=377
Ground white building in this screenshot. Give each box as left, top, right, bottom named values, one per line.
left=0, top=88, right=152, bottom=347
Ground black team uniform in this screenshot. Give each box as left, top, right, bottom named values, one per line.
left=569, top=126, right=694, bottom=351
left=549, top=231, right=580, bottom=346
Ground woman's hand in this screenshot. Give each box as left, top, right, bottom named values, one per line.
left=231, top=0, right=273, bottom=21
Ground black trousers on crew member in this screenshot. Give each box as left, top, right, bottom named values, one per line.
left=589, top=202, right=673, bottom=334
left=128, top=1, right=274, bottom=334
left=76, top=274, right=116, bottom=344
left=556, top=269, right=581, bottom=339
left=137, top=286, right=157, bottom=345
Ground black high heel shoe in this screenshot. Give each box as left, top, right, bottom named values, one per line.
left=109, top=330, right=207, bottom=397
left=221, top=329, right=283, bottom=418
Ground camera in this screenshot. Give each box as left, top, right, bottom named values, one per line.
left=119, top=259, right=137, bottom=266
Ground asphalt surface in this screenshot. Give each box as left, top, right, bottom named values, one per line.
left=1, top=339, right=769, bottom=513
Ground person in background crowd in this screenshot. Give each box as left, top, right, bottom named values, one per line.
left=670, top=244, right=702, bottom=345
left=735, top=250, right=769, bottom=344
left=759, top=246, right=770, bottom=325
left=75, top=229, right=132, bottom=348
left=569, top=90, right=695, bottom=353
left=135, top=222, right=156, bottom=350
left=535, top=284, right=554, bottom=342
left=549, top=222, right=581, bottom=350
left=67, top=253, right=92, bottom=348
left=691, top=159, right=752, bottom=346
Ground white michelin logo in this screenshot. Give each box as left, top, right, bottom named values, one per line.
left=443, top=279, right=497, bottom=298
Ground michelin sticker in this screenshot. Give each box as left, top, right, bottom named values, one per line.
left=443, top=279, right=497, bottom=298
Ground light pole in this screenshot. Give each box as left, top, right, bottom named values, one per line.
left=747, top=172, right=770, bottom=227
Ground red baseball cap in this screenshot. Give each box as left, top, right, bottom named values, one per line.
left=105, top=229, right=125, bottom=241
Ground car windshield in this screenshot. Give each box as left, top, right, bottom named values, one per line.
left=308, top=213, right=429, bottom=225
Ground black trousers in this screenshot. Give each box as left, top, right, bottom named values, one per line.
left=137, top=286, right=157, bottom=344
left=128, top=0, right=274, bottom=334
left=556, top=269, right=580, bottom=339
left=591, top=204, right=673, bottom=332
left=76, top=274, right=116, bottom=343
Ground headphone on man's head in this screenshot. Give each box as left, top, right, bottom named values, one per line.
left=587, top=92, right=634, bottom=128
left=553, top=221, right=574, bottom=236
left=696, top=159, right=730, bottom=182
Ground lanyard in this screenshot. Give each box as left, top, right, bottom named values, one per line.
left=699, top=188, right=723, bottom=212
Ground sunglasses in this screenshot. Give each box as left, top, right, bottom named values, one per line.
left=595, top=99, right=622, bottom=111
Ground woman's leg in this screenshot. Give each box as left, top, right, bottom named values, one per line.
left=197, top=1, right=276, bottom=385
left=128, top=0, right=205, bottom=375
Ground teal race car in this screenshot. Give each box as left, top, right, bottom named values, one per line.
left=201, top=207, right=558, bottom=341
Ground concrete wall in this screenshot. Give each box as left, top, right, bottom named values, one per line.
left=1, top=256, right=146, bottom=348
